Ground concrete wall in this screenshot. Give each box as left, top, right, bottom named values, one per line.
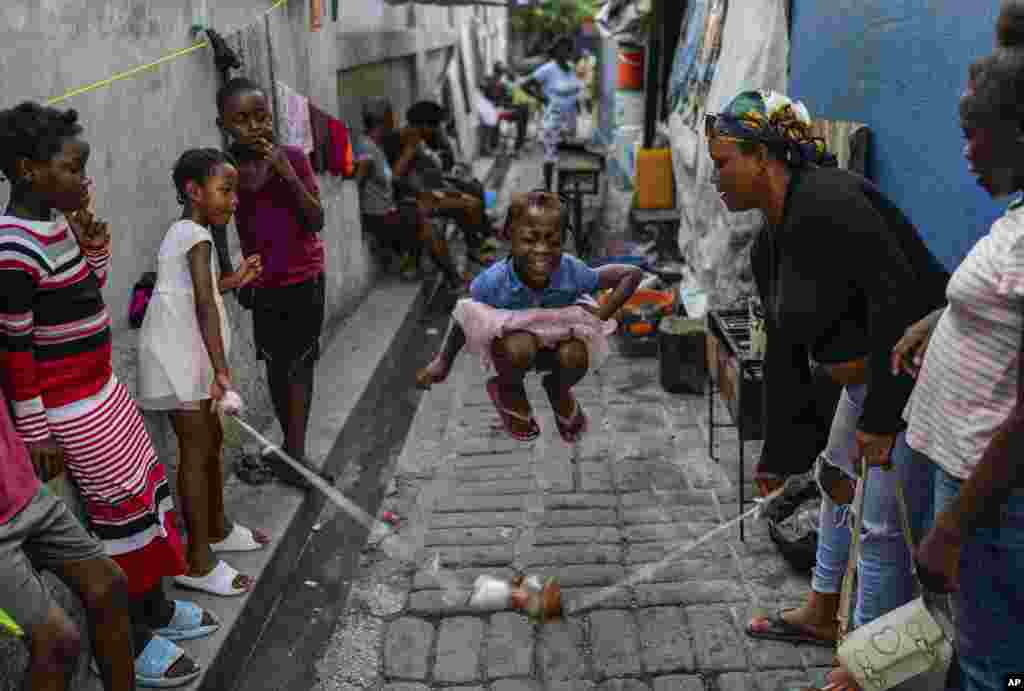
left=790, top=0, right=1002, bottom=271
left=0, top=0, right=505, bottom=460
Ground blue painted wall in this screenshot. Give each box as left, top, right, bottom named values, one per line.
left=790, top=0, right=1002, bottom=271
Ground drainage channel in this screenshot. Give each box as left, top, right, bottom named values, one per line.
left=229, top=298, right=450, bottom=691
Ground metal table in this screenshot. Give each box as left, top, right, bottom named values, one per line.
left=556, top=143, right=605, bottom=260
left=706, top=308, right=764, bottom=540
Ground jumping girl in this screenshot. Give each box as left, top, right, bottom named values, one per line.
left=138, top=149, right=269, bottom=598
left=0, top=102, right=212, bottom=687
left=416, top=191, right=642, bottom=442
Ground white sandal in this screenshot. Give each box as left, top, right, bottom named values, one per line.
left=210, top=523, right=266, bottom=553
left=174, top=560, right=251, bottom=597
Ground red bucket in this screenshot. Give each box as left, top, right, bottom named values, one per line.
left=618, top=45, right=645, bottom=90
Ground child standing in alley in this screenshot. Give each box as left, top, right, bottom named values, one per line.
left=138, top=148, right=269, bottom=597
left=216, top=77, right=326, bottom=488
left=416, top=191, right=642, bottom=442
left=0, top=101, right=213, bottom=688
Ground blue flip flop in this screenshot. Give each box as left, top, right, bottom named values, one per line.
left=136, top=635, right=201, bottom=688
left=153, top=600, right=220, bottom=642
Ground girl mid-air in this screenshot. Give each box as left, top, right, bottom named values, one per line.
left=416, top=191, right=642, bottom=442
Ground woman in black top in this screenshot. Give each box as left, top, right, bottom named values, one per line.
left=705, top=91, right=948, bottom=668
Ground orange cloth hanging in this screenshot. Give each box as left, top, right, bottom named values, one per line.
left=327, top=117, right=354, bottom=178
left=311, top=0, right=323, bottom=31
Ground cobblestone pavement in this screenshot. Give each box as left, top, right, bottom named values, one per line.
left=311, top=338, right=838, bottom=691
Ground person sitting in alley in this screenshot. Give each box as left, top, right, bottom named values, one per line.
left=415, top=191, right=642, bottom=443
left=216, top=77, right=326, bottom=489
left=356, top=97, right=437, bottom=280
left=138, top=149, right=270, bottom=597
left=0, top=387, right=135, bottom=691
left=393, top=100, right=498, bottom=268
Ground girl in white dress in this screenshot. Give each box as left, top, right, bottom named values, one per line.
left=139, top=149, right=267, bottom=597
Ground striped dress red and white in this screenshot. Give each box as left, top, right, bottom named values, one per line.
left=0, top=214, right=186, bottom=595
left=903, top=200, right=1024, bottom=480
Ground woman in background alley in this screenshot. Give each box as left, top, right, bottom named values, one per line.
left=702, top=91, right=948, bottom=680
left=0, top=101, right=211, bottom=687
left=216, top=77, right=326, bottom=489
left=889, top=10, right=1024, bottom=688
left=522, top=36, right=585, bottom=192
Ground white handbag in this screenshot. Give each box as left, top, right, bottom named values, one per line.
left=835, top=457, right=953, bottom=691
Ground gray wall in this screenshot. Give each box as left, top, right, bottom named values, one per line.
left=0, top=0, right=506, bottom=459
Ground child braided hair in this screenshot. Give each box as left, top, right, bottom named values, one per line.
left=501, top=189, right=569, bottom=241
left=172, top=148, right=238, bottom=206
left=0, top=102, right=83, bottom=185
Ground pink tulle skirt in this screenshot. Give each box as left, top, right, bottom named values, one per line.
left=452, top=298, right=618, bottom=373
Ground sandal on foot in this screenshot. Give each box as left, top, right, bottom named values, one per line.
left=136, top=635, right=201, bottom=688
left=755, top=471, right=786, bottom=497
left=554, top=400, right=588, bottom=443
left=543, top=378, right=587, bottom=443
left=745, top=609, right=836, bottom=647
left=153, top=600, right=220, bottom=641
left=174, top=560, right=252, bottom=597
left=211, top=523, right=269, bottom=553
left=486, top=377, right=540, bottom=442
left=415, top=355, right=451, bottom=390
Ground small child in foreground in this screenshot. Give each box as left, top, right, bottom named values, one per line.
left=138, top=149, right=269, bottom=598
left=416, top=191, right=642, bottom=442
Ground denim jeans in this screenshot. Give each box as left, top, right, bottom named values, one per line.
left=920, top=459, right=1024, bottom=691
left=811, top=385, right=933, bottom=627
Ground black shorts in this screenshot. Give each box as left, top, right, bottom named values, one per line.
left=253, top=274, right=325, bottom=372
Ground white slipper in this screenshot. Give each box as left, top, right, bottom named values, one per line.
left=210, top=523, right=266, bottom=553
left=174, top=560, right=250, bottom=597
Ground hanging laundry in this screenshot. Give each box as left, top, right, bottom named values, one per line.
left=275, top=80, right=315, bottom=155
left=327, top=116, right=354, bottom=178
left=308, top=103, right=332, bottom=173
left=311, top=0, right=323, bottom=32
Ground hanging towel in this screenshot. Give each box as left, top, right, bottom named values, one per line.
left=308, top=104, right=331, bottom=173
left=275, top=80, right=315, bottom=155
left=311, top=0, right=323, bottom=31
left=327, top=117, right=354, bottom=178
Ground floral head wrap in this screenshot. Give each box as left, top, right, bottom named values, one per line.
left=706, top=90, right=837, bottom=168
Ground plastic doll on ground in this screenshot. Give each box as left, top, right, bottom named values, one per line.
left=416, top=191, right=643, bottom=443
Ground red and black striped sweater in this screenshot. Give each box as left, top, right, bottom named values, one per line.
left=0, top=215, right=112, bottom=443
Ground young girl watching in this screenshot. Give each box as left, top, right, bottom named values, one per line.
left=216, top=77, right=326, bottom=489
left=417, top=191, right=642, bottom=442
left=138, top=148, right=269, bottom=598
left=0, top=101, right=211, bottom=687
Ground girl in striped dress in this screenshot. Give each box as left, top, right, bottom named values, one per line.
left=0, top=102, right=215, bottom=688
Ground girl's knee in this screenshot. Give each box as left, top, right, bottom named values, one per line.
left=81, top=559, right=130, bottom=613
left=31, top=606, right=82, bottom=669
left=557, top=340, right=588, bottom=371
left=493, top=332, right=538, bottom=371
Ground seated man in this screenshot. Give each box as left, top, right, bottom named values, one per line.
left=388, top=101, right=498, bottom=267
left=0, top=387, right=135, bottom=690
left=354, top=98, right=462, bottom=290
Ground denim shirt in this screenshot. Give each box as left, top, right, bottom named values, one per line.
left=469, top=255, right=599, bottom=310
